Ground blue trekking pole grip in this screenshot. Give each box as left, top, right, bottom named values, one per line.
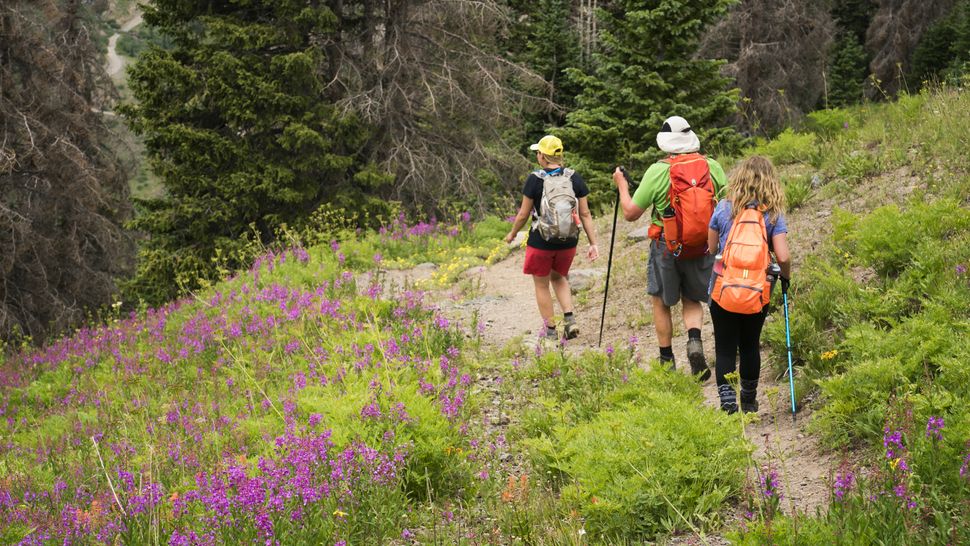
left=782, top=280, right=796, bottom=421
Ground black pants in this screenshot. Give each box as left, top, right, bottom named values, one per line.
left=709, top=300, right=767, bottom=387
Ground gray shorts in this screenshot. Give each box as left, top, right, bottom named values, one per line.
left=647, top=240, right=715, bottom=306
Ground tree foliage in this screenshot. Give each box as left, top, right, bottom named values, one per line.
left=827, top=33, right=869, bottom=108
left=0, top=0, right=134, bottom=342
left=910, top=0, right=970, bottom=86
left=124, top=0, right=539, bottom=305
left=504, top=0, right=585, bottom=133
left=702, top=0, right=835, bottom=134
left=561, top=0, right=744, bottom=201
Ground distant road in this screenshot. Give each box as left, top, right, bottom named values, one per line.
left=105, top=11, right=144, bottom=76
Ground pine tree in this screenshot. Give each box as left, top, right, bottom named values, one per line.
left=827, top=33, right=869, bottom=107
left=122, top=1, right=384, bottom=305
left=910, top=0, right=970, bottom=86
left=560, top=0, right=743, bottom=202
left=505, top=0, right=584, bottom=132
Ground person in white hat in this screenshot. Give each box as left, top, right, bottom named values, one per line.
left=610, top=116, right=728, bottom=379
left=506, top=135, right=599, bottom=344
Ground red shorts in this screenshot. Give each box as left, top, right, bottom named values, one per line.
left=523, top=246, right=577, bottom=277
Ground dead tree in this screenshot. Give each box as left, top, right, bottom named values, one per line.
left=865, top=0, right=956, bottom=97
left=324, top=0, right=550, bottom=211
left=0, top=0, right=134, bottom=342
left=702, top=0, right=836, bottom=133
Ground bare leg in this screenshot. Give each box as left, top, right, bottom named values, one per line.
left=682, top=298, right=704, bottom=331
left=652, top=295, right=673, bottom=347
left=550, top=271, right=573, bottom=314
left=533, top=275, right=554, bottom=328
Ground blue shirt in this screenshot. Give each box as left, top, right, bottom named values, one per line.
left=709, top=199, right=788, bottom=253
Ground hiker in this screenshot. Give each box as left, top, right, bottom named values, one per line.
left=505, top=135, right=599, bottom=343
left=611, top=116, right=727, bottom=379
left=707, top=155, right=790, bottom=413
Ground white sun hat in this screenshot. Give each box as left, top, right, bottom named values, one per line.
left=656, top=116, right=701, bottom=154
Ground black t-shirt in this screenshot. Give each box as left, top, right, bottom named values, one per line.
left=522, top=167, right=590, bottom=250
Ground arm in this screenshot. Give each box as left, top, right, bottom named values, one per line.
left=709, top=159, right=729, bottom=199
left=505, top=196, right=534, bottom=243
left=577, top=196, right=600, bottom=260
left=771, top=232, right=791, bottom=279
left=708, top=228, right=719, bottom=256
left=612, top=167, right=646, bottom=221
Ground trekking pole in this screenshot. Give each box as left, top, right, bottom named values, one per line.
left=782, top=280, right=797, bottom=422
left=599, top=168, right=632, bottom=347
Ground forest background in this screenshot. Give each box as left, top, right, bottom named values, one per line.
left=2, top=0, right=969, bottom=342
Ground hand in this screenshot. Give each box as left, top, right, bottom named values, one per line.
left=587, top=244, right=600, bottom=261
left=612, top=167, right=628, bottom=188
left=780, top=276, right=791, bottom=294
left=504, top=231, right=516, bottom=244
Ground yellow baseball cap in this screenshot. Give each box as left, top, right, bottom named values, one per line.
left=529, top=135, right=564, bottom=156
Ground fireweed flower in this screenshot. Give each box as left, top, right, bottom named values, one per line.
left=760, top=467, right=783, bottom=500
left=883, top=427, right=904, bottom=459
left=833, top=470, right=855, bottom=501
left=926, top=416, right=944, bottom=442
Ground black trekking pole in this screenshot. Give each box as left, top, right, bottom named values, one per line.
left=782, top=278, right=797, bottom=422
left=598, top=167, right=633, bottom=347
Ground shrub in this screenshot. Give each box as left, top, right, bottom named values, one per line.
left=517, top=351, right=751, bottom=541
left=783, top=173, right=813, bottom=209
left=748, top=129, right=818, bottom=165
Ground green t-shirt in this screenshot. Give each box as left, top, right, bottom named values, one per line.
left=631, top=156, right=728, bottom=226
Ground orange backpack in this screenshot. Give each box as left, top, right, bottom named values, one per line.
left=661, top=153, right=717, bottom=259
left=711, top=203, right=771, bottom=314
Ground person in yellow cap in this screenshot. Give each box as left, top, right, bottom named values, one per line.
left=506, top=135, right=599, bottom=344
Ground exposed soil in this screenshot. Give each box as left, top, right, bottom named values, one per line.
left=380, top=210, right=837, bottom=529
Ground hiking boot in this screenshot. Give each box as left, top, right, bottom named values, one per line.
left=686, top=338, right=711, bottom=382
left=563, top=322, right=579, bottom=340
left=718, top=384, right=738, bottom=414
left=740, top=379, right=758, bottom=413
left=660, top=355, right=676, bottom=371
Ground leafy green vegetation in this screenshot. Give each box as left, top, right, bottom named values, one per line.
left=511, top=346, right=750, bottom=541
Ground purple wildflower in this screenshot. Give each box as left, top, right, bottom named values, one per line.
left=760, top=467, right=783, bottom=500
left=833, top=470, right=854, bottom=501
left=957, top=264, right=967, bottom=275
left=926, top=416, right=944, bottom=442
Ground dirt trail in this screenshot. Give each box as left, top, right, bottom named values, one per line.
left=105, top=11, right=143, bottom=77
left=384, top=213, right=836, bottom=522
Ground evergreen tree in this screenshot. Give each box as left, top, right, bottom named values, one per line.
left=910, top=0, right=970, bottom=86
left=508, top=0, right=582, bottom=131
left=561, top=0, right=743, bottom=203
left=827, top=33, right=869, bottom=107
left=831, top=0, right=877, bottom=45
left=122, top=1, right=387, bottom=305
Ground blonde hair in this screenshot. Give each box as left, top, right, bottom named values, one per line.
left=540, top=152, right=564, bottom=165
left=726, top=155, right=786, bottom=222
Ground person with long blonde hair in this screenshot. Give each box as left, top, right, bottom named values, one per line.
left=706, top=155, right=791, bottom=413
